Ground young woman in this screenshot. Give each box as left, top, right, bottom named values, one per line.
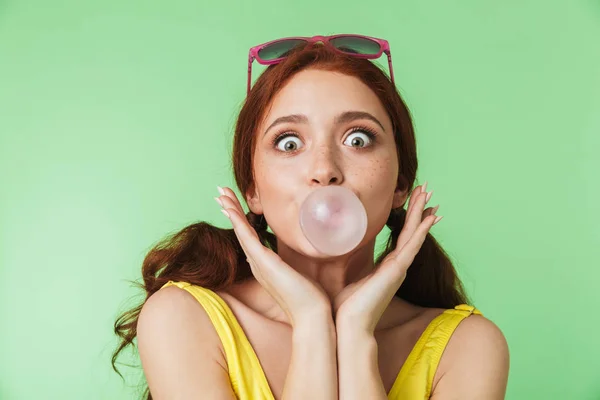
left=113, top=34, right=510, bottom=400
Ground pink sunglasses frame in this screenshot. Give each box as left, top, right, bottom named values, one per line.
left=247, top=34, right=396, bottom=96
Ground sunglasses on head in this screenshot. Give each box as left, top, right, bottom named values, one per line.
left=247, top=34, right=395, bottom=96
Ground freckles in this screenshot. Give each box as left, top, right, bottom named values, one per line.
left=371, top=158, right=390, bottom=173
left=366, top=157, right=395, bottom=189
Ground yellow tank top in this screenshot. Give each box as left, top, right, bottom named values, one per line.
left=161, top=280, right=482, bottom=399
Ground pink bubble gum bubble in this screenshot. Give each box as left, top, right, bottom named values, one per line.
left=299, top=186, right=368, bottom=256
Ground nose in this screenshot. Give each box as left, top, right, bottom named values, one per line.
left=307, top=146, right=343, bottom=186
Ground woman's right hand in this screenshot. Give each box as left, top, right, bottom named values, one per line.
left=215, top=186, right=331, bottom=327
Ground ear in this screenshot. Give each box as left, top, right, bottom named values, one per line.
left=392, top=185, right=410, bottom=209
left=245, top=183, right=264, bottom=215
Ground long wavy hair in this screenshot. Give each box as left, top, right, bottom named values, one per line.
left=112, top=41, right=470, bottom=399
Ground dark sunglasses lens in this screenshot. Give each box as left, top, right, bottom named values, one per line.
left=258, top=39, right=307, bottom=61
left=329, top=36, right=381, bottom=55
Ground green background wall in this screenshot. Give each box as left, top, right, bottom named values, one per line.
left=1, top=0, right=598, bottom=399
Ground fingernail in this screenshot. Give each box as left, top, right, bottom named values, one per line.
left=432, top=204, right=440, bottom=214
left=214, top=197, right=223, bottom=207
left=217, top=186, right=225, bottom=195
left=220, top=209, right=230, bottom=218
left=425, top=190, right=433, bottom=203
left=433, top=215, right=443, bottom=225
left=422, top=181, right=428, bottom=193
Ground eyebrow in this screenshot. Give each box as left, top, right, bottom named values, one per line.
left=263, top=110, right=386, bottom=137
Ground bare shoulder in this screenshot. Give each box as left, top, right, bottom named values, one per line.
left=137, top=286, right=235, bottom=399
left=431, top=313, right=510, bottom=399
left=137, top=286, right=225, bottom=366
left=139, top=286, right=221, bottom=349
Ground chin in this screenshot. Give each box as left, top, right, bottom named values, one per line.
left=302, top=235, right=366, bottom=259
left=274, top=231, right=338, bottom=259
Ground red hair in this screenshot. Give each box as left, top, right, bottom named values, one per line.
left=112, top=42, right=470, bottom=399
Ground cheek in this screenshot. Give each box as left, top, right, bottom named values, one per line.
left=255, top=166, right=292, bottom=200
left=359, top=156, right=398, bottom=225
left=253, top=159, right=296, bottom=218
left=354, top=153, right=398, bottom=192
left=254, top=158, right=277, bottom=190
left=371, top=153, right=397, bottom=181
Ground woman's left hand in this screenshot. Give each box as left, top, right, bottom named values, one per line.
left=333, top=183, right=441, bottom=334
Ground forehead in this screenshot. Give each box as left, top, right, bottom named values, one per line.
left=260, top=69, right=391, bottom=130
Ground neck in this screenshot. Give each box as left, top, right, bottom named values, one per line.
left=276, top=237, right=377, bottom=301
left=235, top=237, right=379, bottom=325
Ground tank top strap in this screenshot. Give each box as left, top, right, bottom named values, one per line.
left=387, top=304, right=483, bottom=399
left=449, top=304, right=483, bottom=316
left=160, top=281, right=275, bottom=400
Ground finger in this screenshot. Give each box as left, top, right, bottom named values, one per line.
left=218, top=186, right=245, bottom=215
left=356, top=201, right=438, bottom=287
left=395, top=190, right=429, bottom=253
left=353, top=211, right=437, bottom=306
left=219, top=195, right=258, bottom=239
left=423, top=205, right=439, bottom=221
left=393, top=214, right=438, bottom=267
left=219, top=193, right=289, bottom=278
left=406, top=182, right=427, bottom=215
left=221, top=206, right=266, bottom=264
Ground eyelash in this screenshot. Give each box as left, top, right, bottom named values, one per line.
left=270, top=125, right=379, bottom=151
